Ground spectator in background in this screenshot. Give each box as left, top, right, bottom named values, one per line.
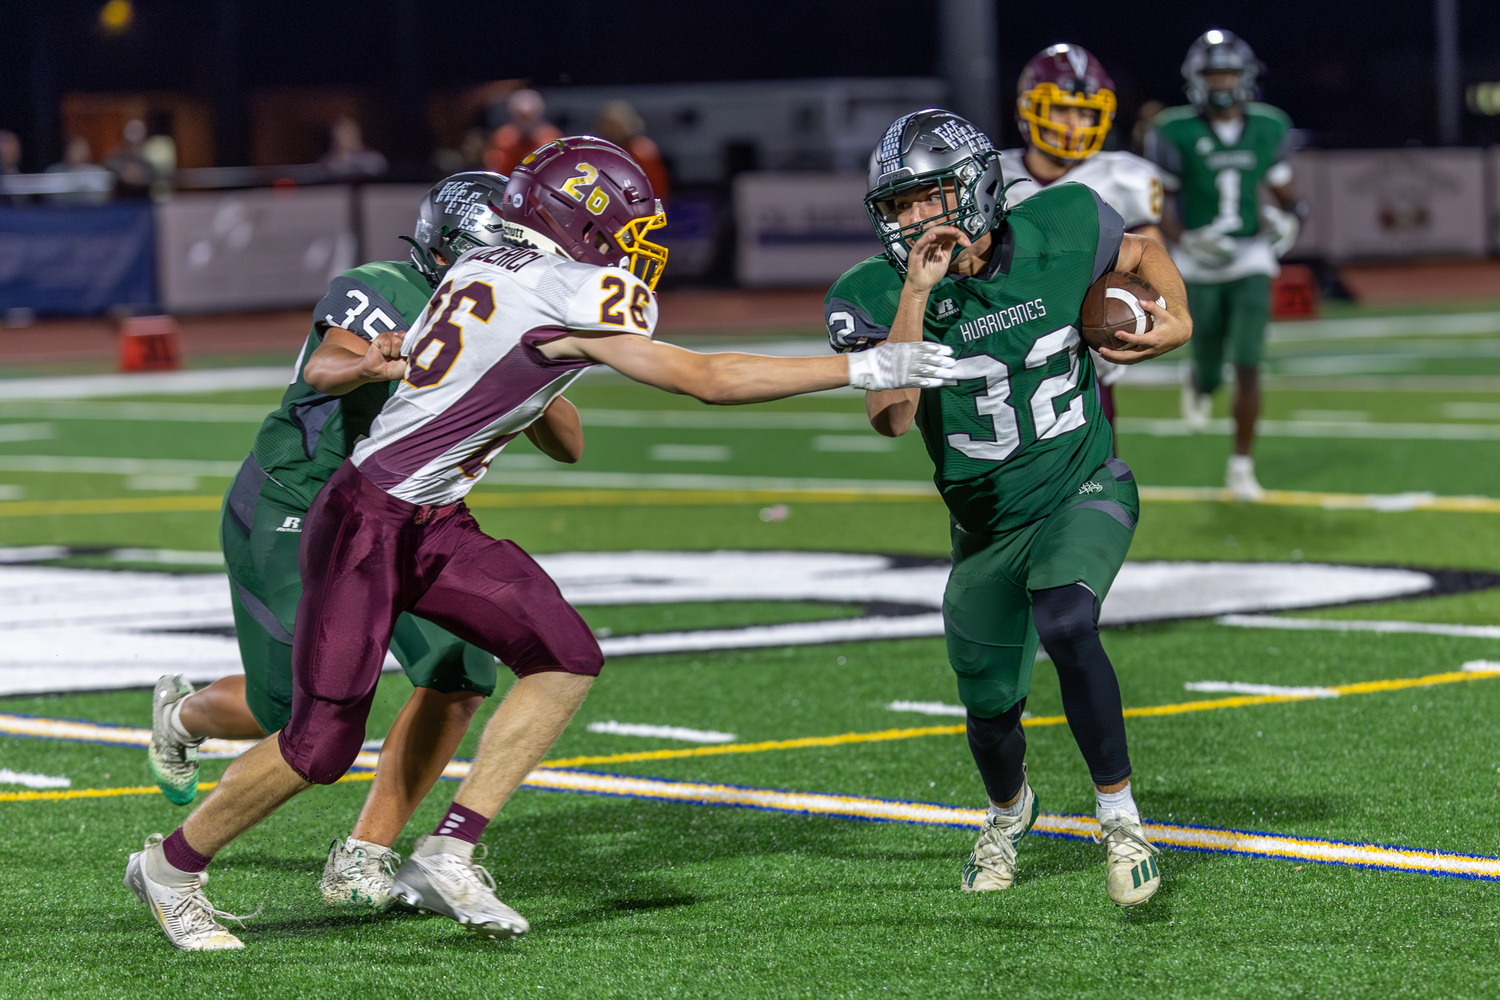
left=0, top=130, right=20, bottom=175
left=432, top=127, right=491, bottom=176
left=0, top=130, right=21, bottom=204
left=596, top=100, right=670, bottom=202
left=105, top=119, right=155, bottom=200
left=142, top=126, right=177, bottom=201
left=322, top=116, right=387, bottom=179
left=46, top=137, right=112, bottom=204
left=484, top=89, right=562, bottom=175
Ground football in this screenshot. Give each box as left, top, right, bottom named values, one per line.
left=1080, top=271, right=1166, bottom=352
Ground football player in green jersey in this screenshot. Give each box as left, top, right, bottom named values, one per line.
left=147, top=172, right=583, bottom=910
left=827, top=110, right=1191, bottom=905
left=1146, top=30, right=1306, bottom=500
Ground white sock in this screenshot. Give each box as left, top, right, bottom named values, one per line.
left=416, top=834, right=474, bottom=860
left=1228, top=455, right=1255, bottom=474
left=167, top=699, right=204, bottom=747
left=143, top=840, right=202, bottom=890
left=1095, top=783, right=1137, bottom=818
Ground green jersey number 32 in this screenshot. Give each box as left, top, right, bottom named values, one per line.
left=946, top=325, right=1087, bottom=462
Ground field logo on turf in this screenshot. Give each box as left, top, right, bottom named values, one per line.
left=276, top=517, right=302, bottom=533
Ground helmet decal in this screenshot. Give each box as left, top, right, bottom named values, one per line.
left=862, top=109, right=1005, bottom=275
left=501, top=136, right=669, bottom=289
left=405, top=170, right=511, bottom=287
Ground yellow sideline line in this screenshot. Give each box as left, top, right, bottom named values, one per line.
left=0, top=496, right=223, bottom=517
left=2, top=668, right=1494, bottom=804
left=539, top=668, right=1496, bottom=768
left=1138, top=486, right=1500, bottom=514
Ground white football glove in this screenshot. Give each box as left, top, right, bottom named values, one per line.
left=1260, top=204, right=1301, bottom=259
left=1178, top=226, right=1238, bottom=268
left=847, top=341, right=957, bottom=390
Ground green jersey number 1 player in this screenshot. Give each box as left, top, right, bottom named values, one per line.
left=147, top=172, right=582, bottom=911
left=1146, top=30, right=1305, bottom=499
left=826, top=110, right=1191, bottom=905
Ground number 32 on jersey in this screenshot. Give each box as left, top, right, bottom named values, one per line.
left=945, top=325, right=1087, bottom=462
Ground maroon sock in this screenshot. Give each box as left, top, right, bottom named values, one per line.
left=433, top=802, right=490, bottom=845
left=162, top=828, right=212, bottom=873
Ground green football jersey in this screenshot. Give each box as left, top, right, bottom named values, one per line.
left=250, top=260, right=434, bottom=510
left=825, top=182, right=1123, bottom=535
left=1146, top=103, right=1291, bottom=237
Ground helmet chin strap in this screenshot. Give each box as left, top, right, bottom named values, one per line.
left=400, top=235, right=444, bottom=288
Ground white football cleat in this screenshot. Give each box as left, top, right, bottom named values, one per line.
left=320, top=837, right=400, bottom=911
left=1227, top=455, right=1264, bottom=501
left=1179, top=365, right=1212, bottom=431
left=390, top=836, right=529, bottom=940
left=149, top=675, right=202, bottom=806
left=124, top=834, right=247, bottom=951
left=961, top=771, right=1039, bottom=892
left=1099, top=812, right=1162, bottom=906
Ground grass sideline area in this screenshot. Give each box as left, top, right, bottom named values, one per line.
left=4, top=311, right=1500, bottom=997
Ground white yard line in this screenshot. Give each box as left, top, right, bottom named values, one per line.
left=0, top=768, right=70, bottom=788
left=886, top=700, right=967, bottom=717
left=0, top=456, right=243, bottom=477
left=597, top=615, right=946, bottom=658
left=584, top=721, right=738, bottom=743
left=0, top=402, right=271, bottom=422
left=7, top=712, right=1500, bottom=880
left=1184, top=681, right=1339, bottom=698
left=0, top=368, right=292, bottom=400
left=476, top=470, right=937, bottom=494
left=1217, top=615, right=1500, bottom=640
left=0, top=424, right=54, bottom=443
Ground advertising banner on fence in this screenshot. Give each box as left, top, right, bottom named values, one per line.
left=358, top=184, right=428, bottom=266
left=0, top=203, right=155, bottom=316
left=1320, top=149, right=1489, bottom=260
left=156, top=187, right=355, bottom=313
left=735, top=173, right=882, bottom=287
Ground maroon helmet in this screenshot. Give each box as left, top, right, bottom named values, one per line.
left=500, top=136, right=668, bottom=288
left=1016, top=44, right=1118, bottom=160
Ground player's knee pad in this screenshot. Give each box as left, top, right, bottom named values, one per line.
left=1032, top=584, right=1100, bottom=657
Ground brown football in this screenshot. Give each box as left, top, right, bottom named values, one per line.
left=1080, top=271, right=1164, bottom=352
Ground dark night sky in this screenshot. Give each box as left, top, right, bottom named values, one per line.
left=2, top=0, right=1499, bottom=169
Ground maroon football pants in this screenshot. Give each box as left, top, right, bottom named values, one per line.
left=278, top=460, right=602, bottom=785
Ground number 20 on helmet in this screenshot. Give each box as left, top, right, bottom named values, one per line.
left=500, top=136, right=669, bottom=289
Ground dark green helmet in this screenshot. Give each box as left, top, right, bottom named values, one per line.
left=864, top=109, right=1006, bottom=274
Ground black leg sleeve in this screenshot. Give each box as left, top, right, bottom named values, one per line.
left=1032, top=584, right=1132, bottom=786
left=966, top=698, right=1027, bottom=806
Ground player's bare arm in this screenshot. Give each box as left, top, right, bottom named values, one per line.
left=1099, top=233, right=1192, bottom=364
left=304, top=326, right=408, bottom=394
left=536, top=329, right=953, bottom=405
left=522, top=397, right=583, bottom=463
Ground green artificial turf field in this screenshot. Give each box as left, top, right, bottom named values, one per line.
left=3, top=306, right=1500, bottom=998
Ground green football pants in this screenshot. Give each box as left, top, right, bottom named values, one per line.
left=942, top=458, right=1139, bottom=718
left=220, top=462, right=497, bottom=734
left=1186, top=274, right=1272, bottom=394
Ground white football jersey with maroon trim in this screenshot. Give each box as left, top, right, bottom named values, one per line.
left=999, top=149, right=1164, bottom=232
left=352, top=245, right=657, bottom=505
